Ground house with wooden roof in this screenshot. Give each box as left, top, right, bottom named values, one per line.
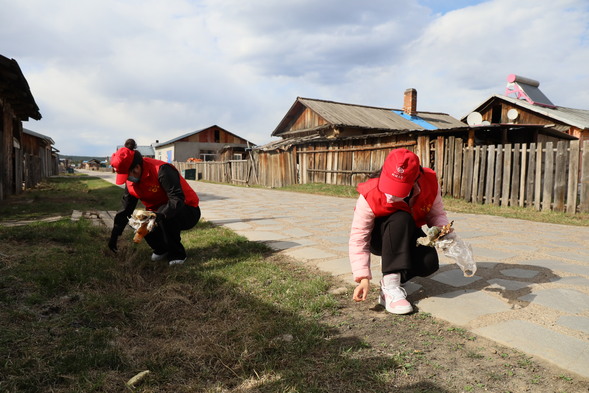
left=256, top=90, right=468, bottom=187
left=153, top=125, right=255, bottom=163
left=271, top=92, right=467, bottom=141
left=461, top=74, right=588, bottom=146
left=0, top=54, right=45, bottom=199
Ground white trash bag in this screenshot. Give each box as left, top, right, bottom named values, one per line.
left=417, top=222, right=477, bottom=277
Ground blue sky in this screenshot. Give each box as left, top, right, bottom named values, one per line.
left=1, top=0, right=588, bottom=156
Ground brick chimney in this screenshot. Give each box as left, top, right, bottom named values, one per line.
left=403, top=88, right=417, bottom=116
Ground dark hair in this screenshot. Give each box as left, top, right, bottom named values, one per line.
left=124, top=138, right=143, bottom=167
left=124, top=138, right=137, bottom=150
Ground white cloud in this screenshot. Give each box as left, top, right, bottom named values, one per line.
left=2, top=0, right=588, bottom=156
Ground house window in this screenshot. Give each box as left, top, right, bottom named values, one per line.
left=200, top=151, right=216, bottom=161
left=214, top=130, right=220, bottom=143
left=233, top=153, right=243, bottom=160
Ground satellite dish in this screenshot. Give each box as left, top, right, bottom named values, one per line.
left=466, top=112, right=483, bottom=126
left=481, top=120, right=491, bottom=126
left=507, top=108, right=519, bottom=120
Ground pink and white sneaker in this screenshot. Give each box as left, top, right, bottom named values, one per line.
left=379, top=273, right=413, bottom=314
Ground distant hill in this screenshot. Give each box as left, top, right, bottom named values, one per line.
left=60, top=155, right=108, bottom=164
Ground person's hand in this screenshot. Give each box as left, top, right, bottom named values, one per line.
left=108, top=233, right=119, bottom=253
left=353, top=278, right=370, bottom=302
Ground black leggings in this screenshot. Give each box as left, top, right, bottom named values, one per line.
left=145, top=205, right=201, bottom=260
left=370, top=210, right=439, bottom=283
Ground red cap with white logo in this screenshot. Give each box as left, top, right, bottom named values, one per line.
left=378, top=148, right=421, bottom=198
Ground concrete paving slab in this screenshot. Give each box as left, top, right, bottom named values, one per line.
left=316, top=258, right=353, bottom=276
left=282, top=228, right=314, bottom=237
left=430, top=269, right=483, bottom=287
left=471, top=247, right=518, bottom=261
left=557, top=315, right=589, bottom=335
left=550, top=276, right=589, bottom=287
left=500, top=268, right=539, bottom=279
left=487, top=278, right=531, bottom=291
left=527, top=259, right=589, bottom=276
left=237, top=231, right=288, bottom=241
left=519, top=288, right=589, bottom=314
left=545, top=251, right=589, bottom=263
left=473, top=320, right=589, bottom=379
left=283, top=247, right=337, bottom=261
left=416, top=289, right=511, bottom=325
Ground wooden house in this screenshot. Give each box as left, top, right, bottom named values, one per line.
left=0, top=55, right=43, bottom=199
left=461, top=74, right=587, bottom=146
left=82, top=159, right=101, bottom=171
left=256, top=91, right=468, bottom=186
left=153, top=125, right=255, bottom=163
left=22, top=128, right=58, bottom=188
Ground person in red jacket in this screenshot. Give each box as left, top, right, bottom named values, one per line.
left=349, top=148, right=450, bottom=314
left=108, top=139, right=201, bottom=265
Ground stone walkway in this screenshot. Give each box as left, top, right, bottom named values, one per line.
left=81, top=170, right=589, bottom=379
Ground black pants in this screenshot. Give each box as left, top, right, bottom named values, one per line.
left=144, top=205, right=201, bottom=260
left=370, top=210, right=439, bottom=283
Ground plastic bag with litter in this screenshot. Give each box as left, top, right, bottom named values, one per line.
left=434, top=232, right=477, bottom=277
left=417, top=223, right=477, bottom=277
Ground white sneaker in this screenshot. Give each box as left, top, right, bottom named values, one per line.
left=379, top=287, right=413, bottom=314
left=169, top=258, right=186, bottom=266
left=151, top=252, right=168, bottom=262
left=379, top=274, right=413, bottom=315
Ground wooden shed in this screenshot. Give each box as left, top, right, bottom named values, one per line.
left=22, top=128, right=58, bottom=189
left=0, top=55, right=43, bottom=199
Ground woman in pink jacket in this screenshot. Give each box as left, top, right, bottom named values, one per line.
left=349, top=148, right=449, bottom=314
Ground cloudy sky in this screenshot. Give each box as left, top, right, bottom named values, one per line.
left=2, top=0, right=588, bottom=156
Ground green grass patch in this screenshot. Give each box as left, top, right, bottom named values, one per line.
left=0, top=175, right=123, bottom=221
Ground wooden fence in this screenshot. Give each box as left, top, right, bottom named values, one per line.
left=439, top=139, right=589, bottom=214
left=175, top=138, right=589, bottom=214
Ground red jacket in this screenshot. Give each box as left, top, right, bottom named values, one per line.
left=126, top=157, right=199, bottom=211
left=357, top=167, right=439, bottom=227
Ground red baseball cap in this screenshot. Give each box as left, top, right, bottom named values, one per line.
left=111, top=147, right=136, bottom=185
left=378, top=148, right=421, bottom=197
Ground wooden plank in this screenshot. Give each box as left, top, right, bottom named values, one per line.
left=453, top=138, right=463, bottom=198
left=493, top=145, right=503, bottom=206
left=477, top=145, right=487, bottom=204
left=472, top=146, right=481, bottom=203
left=542, top=142, right=555, bottom=211
left=553, top=141, right=568, bottom=212
left=435, top=136, right=445, bottom=179
left=510, top=143, right=521, bottom=207
left=484, top=145, right=495, bottom=205
left=444, top=137, right=455, bottom=196
left=566, top=140, right=580, bottom=214
left=501, top=144, right=511, bottom=206
left=580, top=140, right=589, bottom=213
left=462, top=146, right=474, bottom=202
left=519, top=143, right=527, bottom=207
left=534, top=143, right=543, bottom=211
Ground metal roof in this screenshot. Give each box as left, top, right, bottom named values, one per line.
left=272, top=97, right=466, bottom=137
left=466, top=94, right=589, bottom=130
left=23, top=128, right=54, bottom=145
